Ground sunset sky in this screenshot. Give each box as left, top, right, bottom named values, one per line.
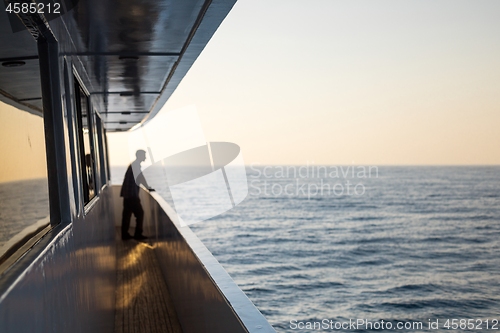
left=0, top=101, right=47, bottom=182
left=108, top=0, right=500, bottom=166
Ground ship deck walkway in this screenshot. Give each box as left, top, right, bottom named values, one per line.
left=114, top=232, right=183, bottom=333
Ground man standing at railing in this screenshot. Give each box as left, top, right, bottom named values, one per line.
left=120, top=149, right=155, bottom=240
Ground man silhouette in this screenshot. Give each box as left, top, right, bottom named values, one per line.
left=120, top=149, right=155, bottom=240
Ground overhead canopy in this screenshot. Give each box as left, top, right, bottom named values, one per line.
left=0, top=0, right=236, bottom=131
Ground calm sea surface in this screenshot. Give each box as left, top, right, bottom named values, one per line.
left=0, top=179, right=49, bottom=250
left=115, top=166, right=500, bottom=332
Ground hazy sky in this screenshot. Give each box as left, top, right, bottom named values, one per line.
left=109, top=0, right=500, bottom=166
left=0, top=101, right=47, bottom=182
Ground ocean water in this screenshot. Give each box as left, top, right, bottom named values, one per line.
left=0, top=179, right=50, bottom=251
left=116, top=166, right=500, bottom=332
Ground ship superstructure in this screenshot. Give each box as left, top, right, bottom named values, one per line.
left=0, top=1, right=275, bottom=332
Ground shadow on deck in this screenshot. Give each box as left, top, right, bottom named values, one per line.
left=114, top=231, right=182, bottom=333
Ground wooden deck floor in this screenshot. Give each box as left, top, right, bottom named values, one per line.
left=115, top=236, right=183, bottom=333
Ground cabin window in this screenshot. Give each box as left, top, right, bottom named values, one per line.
left=91, top=110, right=101, bottom=190
left=104, top=129, right=111, bottom=182
left=0, top=100, right=50, bottom=261
left=63, top=60, right=80, bottom=212
left=95, top=115, right=109, bottom=187
left=74, top=79, right=96, bottom=204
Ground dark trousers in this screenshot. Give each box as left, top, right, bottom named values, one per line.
left=122, top=197, right=144, bottom=236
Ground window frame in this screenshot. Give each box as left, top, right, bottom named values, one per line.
left=95, top=114, right=109, bottom=189
left=73, top=72, right=98, bottom=208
